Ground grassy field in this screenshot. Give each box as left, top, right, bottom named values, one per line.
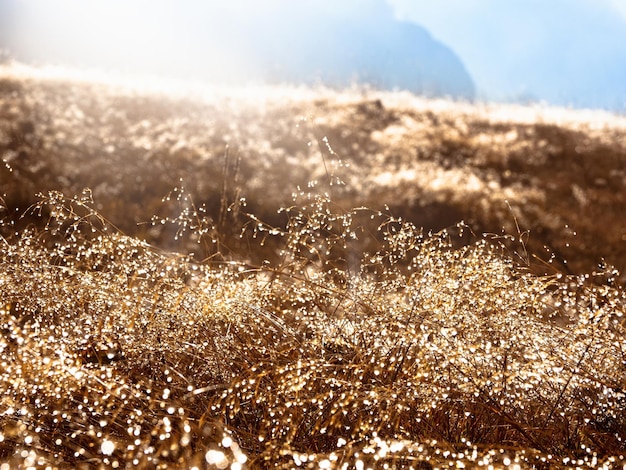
left=1, top=64, right=626, bottom=468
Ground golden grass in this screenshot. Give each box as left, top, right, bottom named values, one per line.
left=1, top=184, right=626, bottom=468
left=3, top=62, right=626, bottom=278
left=1, top=64, right=626, bottom=468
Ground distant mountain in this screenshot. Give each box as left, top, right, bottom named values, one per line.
left=0, top=0, right=475, bottom=100
left=389, top=0, right=626, bottom=111
left=245, top=1, right=475, bottom=99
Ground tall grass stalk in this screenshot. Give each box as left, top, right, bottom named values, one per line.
left=1, top=184, right=625, bottom=468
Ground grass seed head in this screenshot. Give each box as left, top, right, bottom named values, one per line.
left=1, top=187, right=626, bottom=468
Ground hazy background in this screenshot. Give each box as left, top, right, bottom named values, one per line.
left=1, top=0, right=626, bottom=111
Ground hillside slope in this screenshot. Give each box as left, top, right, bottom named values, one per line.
left=1, top=64, right=626, bottom=279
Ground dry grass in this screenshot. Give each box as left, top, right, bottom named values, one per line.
left=1, top=64, right=626, bottom=468
left=2, top=186, right=626, bottom=468
left=3, top=64, right=626, bottom=278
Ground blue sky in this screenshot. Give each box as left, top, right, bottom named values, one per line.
left=2, top=0, right=626, bottom=111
